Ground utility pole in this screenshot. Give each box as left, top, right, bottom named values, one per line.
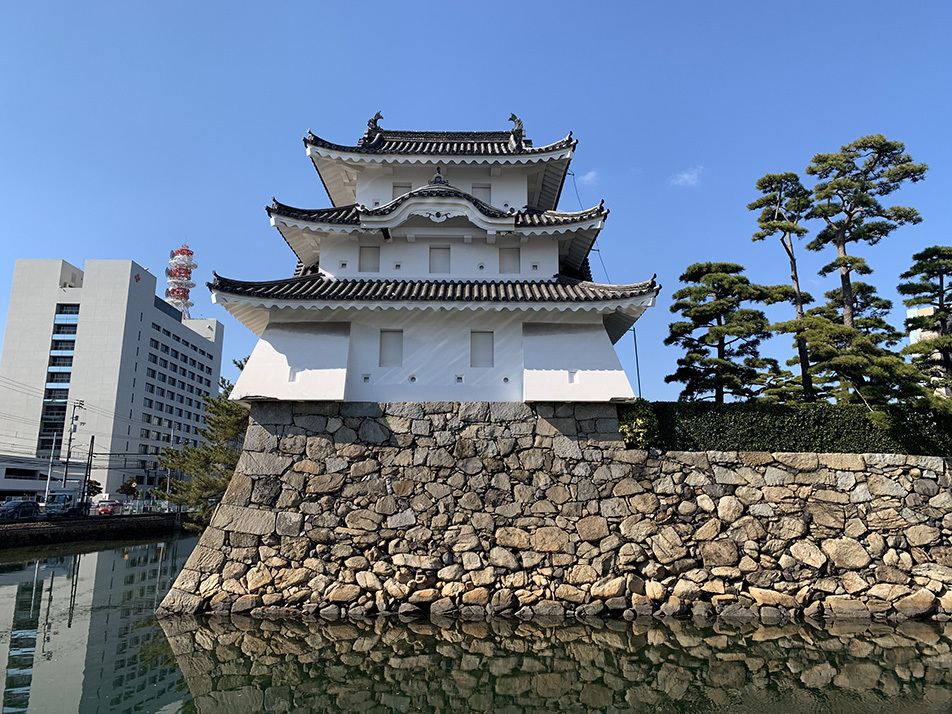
left=61, top=401, right=85, bottom=486
left=80, top=435, right=94, bottom=515
left=44, top=431, right=59, bottom=502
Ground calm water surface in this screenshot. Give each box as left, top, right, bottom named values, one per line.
left=2, top=537, right=952, bottom=713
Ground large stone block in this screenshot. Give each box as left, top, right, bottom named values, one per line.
left=212, top=505, right=276, bottom=536
left=250, top=402, right=293, bottom=426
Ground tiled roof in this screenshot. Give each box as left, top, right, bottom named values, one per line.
left=515, top=203, right=607, bottom=228
left=211, top=274, right=658, bottom=305
left=266, top=193, right=607, bottom=229
left=305, top=129, right=575, bottom=157
left=363, top=182, right=512, bottom=219
left=267, top=199, right=359, bottom=224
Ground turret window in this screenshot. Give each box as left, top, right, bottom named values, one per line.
left=472, top=183, right=491, bottom=204
left=379, top=330, right=403, bottom=367
left=429, top=246, right=450, bottom=274
left=359, top=246, right=380, bottom=273
left=471, top=331, right=494, bottom=368
left=499, top=247, right=520, bottom=274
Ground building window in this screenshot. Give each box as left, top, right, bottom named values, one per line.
left=471, top=331, right=494, bottom=368
left=429, top=246, right=450, bottom=274
left=379, top=330, right=403, bottom=367
left=55, top=304, right=80, bottom=315
left=359, top=246, right=380, bottom=273
left=472, top=183, right=491, bottom=204
left=392, top=182, right=411, bottom=200
left=499, top=247, right=520, bottom=274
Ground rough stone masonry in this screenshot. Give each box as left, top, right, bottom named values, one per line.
left=157, top=401, right=952, bottom=624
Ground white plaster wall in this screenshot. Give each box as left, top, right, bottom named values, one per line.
left=233, top=309, right=635, bottom=402
left=356, top=164, right=528, bottom=212
left=343, top=310, right=524, bottom=401
left=233, top=323, right=350, bottom=401
left=320, top=232, right=559, bottom=281
left=523, top=322, right=634, bottom=401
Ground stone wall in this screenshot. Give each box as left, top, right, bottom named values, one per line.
left=157, top=401, right=952, bottom=623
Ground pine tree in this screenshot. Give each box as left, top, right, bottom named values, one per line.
left=156, top=376, right=249, bottom=532
left=778, top=283, right=923, bottom=408
left=898, top=246, right=952, bottom=406
left=805, top=135, right=927, bottom=327
left=749, top=172, right=816, bottom=400
left=665, top=262, right=792, bottom=402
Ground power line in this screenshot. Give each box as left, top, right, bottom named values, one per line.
left=569, top=168, right=642, bottom=398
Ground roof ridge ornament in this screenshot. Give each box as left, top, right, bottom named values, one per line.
left=508, top=113, right=525, bottom=152
left=359, top=111, right=384, bottom=147
left=428, top=167, right=450, bottom=186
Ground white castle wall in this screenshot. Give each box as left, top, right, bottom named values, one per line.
left=232, top=312, right=634, bottom=403
left=319, top=232, right=559, bottom=282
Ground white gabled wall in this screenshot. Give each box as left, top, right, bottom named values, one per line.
left=523, top=323, right=634, bottom=401
left=233, top=323, right=350, bottom=401
left=357, top=165, right=528, bottom=213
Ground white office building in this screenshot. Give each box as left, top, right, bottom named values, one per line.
left=0, top=259, right=223, bottom=499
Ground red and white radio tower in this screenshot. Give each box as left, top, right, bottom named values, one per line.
left=165, top=245, right=197, bottom=318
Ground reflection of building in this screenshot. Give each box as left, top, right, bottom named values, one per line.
left=0, top=537, right=197, bottom=713
left=0, top=259, right=224, bottom=498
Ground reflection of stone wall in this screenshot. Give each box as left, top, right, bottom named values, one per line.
left=161, top=615, right=952, bottom=714
left=158, top=401, right=952, bottom=622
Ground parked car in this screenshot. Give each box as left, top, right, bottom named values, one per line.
left=0, top=500, right=41, bottom=521
left=97, top=501, right=122, bottom=516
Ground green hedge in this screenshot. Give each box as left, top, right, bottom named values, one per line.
left=617, top=400, right=952, bottom=456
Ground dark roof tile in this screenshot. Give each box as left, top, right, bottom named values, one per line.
left=210, top=274, right=659, bottom=305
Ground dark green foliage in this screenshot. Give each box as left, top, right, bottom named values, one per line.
left=899, top=246, right=952, bottom=407
left=665, top=262, right=793, bottom=403
left=117, top=478, right=139, bottom=497
left=618, top=401, right=952, bottom=455
left=86, top=479, right=102, bottom=498
left=617, top=398, right=658, bottom=448
left=156, top=375, right=249, bottom=532
left=749, top=172, right=816, bottom=400
left=805, top=135, right=927, bottom=328
left=774, top=282, right=925, bottom=408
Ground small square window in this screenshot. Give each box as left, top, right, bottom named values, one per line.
left=339, top=261, right=348, bottom=270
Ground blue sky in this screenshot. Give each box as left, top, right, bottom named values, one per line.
left=0, top=1, right=948, bottom=399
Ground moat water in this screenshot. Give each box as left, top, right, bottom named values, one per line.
left=2, top=537, right=952, bottom=713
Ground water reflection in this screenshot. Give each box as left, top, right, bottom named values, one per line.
left=4, top=538, right=952, bottom=713
left=161, top=614, right=952, bottom=713
left=0, top=537, right=198, bottom=713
